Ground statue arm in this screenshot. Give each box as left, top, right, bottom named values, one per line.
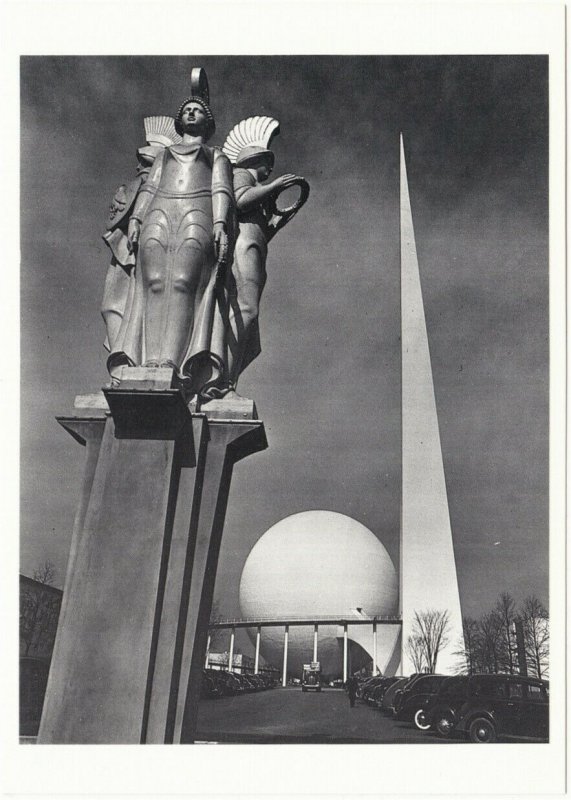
left=235, top=173, right=302, bottom=216
left=212, top=151, right=235, bottom=263
left=235, top=182, right=272, bottom=213
left=212, top=150, right=235, bottom=230
left=127, top=150, right=165, bottom=252
left=131, top=149, right=165, bottom=223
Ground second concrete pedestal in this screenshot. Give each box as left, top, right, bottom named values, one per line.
left=38, top=376, right=266, bottom=744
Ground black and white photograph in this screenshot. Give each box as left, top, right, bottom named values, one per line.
left=5, top=2, right=566, bottom=797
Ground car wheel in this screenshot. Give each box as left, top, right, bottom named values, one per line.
left=435, top=713, right=454, bottom=738
left=468, top=717, right=497, bottom=743
left=414, top=709, right=431, bottom=731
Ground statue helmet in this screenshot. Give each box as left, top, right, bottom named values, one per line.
left=222, top=116, right=280, bottom=168
left=235, top=145, right=275, bottom=170
left=175, top=67, right=216, bottom=140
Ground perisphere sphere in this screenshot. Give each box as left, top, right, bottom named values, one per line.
left=239, top=511, right=398, bottom=676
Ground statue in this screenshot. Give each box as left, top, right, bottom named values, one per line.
left=103, top=70, right=309, bottom=402
left=201, top=115, right=309, bottom=400
left=101, top=117, right=182, bottom=355
left=101, top=167, right=143, bottom=355
left=107, top=68, right=235, bottom=397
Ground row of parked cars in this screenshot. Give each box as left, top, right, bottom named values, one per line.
left=201, top=668, right=278, bottom=698
left=357, top=672, right=549, bottom=743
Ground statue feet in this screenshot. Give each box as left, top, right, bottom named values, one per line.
left=195, top=384, right=257, bottom=420
left=198, top=382, right=238, bottom=404
left=159, top=359, right=179, bottom=371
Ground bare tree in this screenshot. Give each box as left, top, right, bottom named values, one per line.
left=454, top=616, right=481, bottom=674
left=208, top=598, right=226, bottom=650
left=478, top=610, right=506, bottom=673
left=451, top=593, right=549, bottom=678
left=405, top=634, right=427, bottom=673
left=521, top=595, right=549, bottom=679
left=33, top=561, right=56, bottom=585
left=411, top=609, right=451, bottom=673
left=495, top=592, right=516, bottom=674
left=20, top=561, right=61, bottom=657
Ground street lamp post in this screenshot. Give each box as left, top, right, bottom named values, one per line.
left=282, top=625, right=289, bottom=687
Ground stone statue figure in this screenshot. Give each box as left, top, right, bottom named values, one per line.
left=103, top=71, right=309, bottom=402
left=101, top=117, right=182, bottom=355
left=107, top=68, right=235, bottom=397
left=101, top=166, right=145, bottom=355
left=202, top=115, right=309, bottom=400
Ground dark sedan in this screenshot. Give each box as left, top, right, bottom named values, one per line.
left=417, top=675, right=470, bottom=734
left=380, top=677, right=411, bottom=715
left=455, top=674, right=549, bottom=743
left=393, top=674, right=448, bottom=726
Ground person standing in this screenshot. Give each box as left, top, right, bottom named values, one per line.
left=346, top=674, right=359, bottom=708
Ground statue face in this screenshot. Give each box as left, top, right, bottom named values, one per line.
left=256, top=163, right=272, bottom=181
left=180, top=102, right=208, bottom=135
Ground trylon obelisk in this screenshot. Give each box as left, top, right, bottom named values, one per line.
left=400, top=135, right=464, bottom=674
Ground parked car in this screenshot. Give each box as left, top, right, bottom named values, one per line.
left=454, top=674, right=549, bottom=743
left=380, top=677, right=411, bottom=714
left=381, top=674, right=423, bottom=715
left=365, top=678, right=398, bottom=707
left=418, top=675, right=470, bottom=733
left=394, top=674, right=448, bottom=725
left=366, top=682, right=387, bottom=707
left=238, top=674, right=258, bottom=692
left=361, top=676, right=388, bottom=703
left=249, top=675, right=265, bottom=690
left=369, top=677, right=400, bottom=707
left=373, top=677, right=400, bottom=707
left=357, top=675, right=383, bottom=699
left=302, top=663, right=322, bottom=692
left=201, top=671, right=223, bottom=699
left=214, top=670, right=245, bottom=695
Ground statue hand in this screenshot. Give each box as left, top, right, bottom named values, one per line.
left=213, top=223, right=228, bottom=265
left=270, top=174, right=300, bottom=194
left=127, top=218, right=141, bottom=254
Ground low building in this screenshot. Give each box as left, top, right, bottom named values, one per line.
left=20, top=575, right=62, bottom=735
left=206, top=651, right=278, bottom=676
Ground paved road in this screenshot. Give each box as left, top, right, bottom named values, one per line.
left=196, top=687, right=453, bottom=744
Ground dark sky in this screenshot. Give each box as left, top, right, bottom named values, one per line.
left=20, top=56, right=548, bottom=629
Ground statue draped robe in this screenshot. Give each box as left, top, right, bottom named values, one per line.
left=108, top=142, right=235, bottom=396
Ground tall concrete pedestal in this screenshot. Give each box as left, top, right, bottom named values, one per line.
left=38, top=373, right=266, bottom=743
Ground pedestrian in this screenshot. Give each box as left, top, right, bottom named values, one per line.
left=346, top=674, right=359, bottom=708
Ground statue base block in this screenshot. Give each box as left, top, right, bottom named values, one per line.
left=103, top=386, right=190, bottom=438
left=38, top=376, right=266, bottom=744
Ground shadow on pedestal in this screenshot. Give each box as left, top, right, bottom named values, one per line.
left=38, top=378, right=266, bottom=744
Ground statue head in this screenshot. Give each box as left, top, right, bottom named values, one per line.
left=222, top=116, right=280, bottom=178
left=236, top=145, right=275, bottom=180
left=175, top=97, right=215, bottom=141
